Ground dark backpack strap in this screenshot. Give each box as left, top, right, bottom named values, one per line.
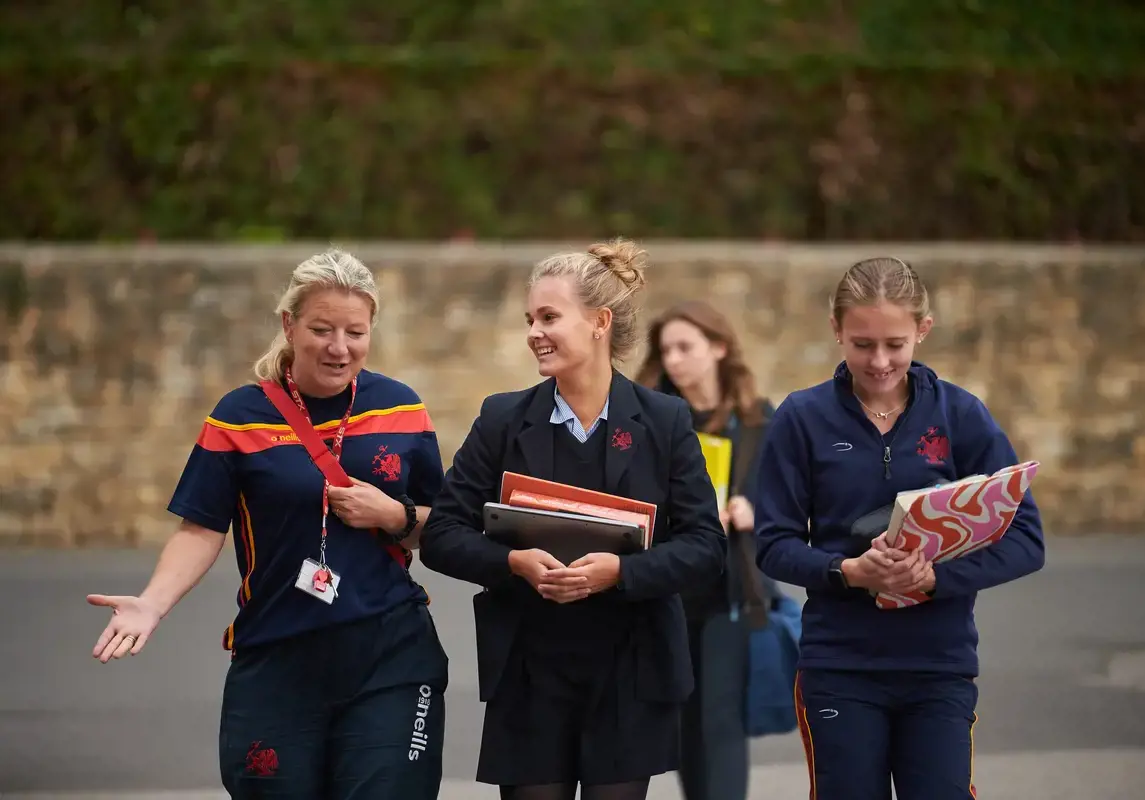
left=730, top=422, right=763, bottom=498
left=725, top=404, right=774, bottom=629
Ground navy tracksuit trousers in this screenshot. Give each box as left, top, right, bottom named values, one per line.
left=794, top=668, right=979, bottom=800
left=218, top=600, right=448, bottom=800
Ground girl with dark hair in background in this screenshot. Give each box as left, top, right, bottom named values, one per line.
left=637, top=300, right=778, bottom=800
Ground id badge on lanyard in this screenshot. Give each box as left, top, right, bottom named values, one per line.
left=284, top=367, right=357, bottom=605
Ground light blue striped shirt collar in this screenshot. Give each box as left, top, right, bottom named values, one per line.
left=551, top=386, right=609, bottom=444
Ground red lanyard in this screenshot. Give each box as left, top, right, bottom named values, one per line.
left=283, top=366, right=357, bottom=565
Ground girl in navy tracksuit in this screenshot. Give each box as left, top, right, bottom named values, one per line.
left=753, top=257, right=1046, bottom=800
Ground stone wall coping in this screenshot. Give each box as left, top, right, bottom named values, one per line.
left=3, top=241, right=1144, bottom=270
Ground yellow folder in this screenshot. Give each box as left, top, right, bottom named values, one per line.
left=696, top=432, right=733, bottom=514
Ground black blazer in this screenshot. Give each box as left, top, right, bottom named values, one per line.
left=420, top=371, right=727, bottom=705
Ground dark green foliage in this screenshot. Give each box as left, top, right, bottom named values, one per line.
left=3, top=1, right=1143, bottom=240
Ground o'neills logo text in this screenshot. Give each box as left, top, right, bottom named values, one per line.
left=407, top=684, right=433, bottom=761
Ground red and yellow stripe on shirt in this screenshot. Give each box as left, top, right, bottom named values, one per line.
left=197, top=403, right=433, bottom=454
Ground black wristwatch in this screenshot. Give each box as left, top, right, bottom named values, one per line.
left=827, top=557, right=850, bottom=592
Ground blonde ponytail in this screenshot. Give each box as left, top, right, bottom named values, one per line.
left=253, top=331, right=295, bottom=383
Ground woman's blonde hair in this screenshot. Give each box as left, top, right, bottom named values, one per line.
left=253, top=248, right=379, bottom=382
left=527, top=237, right=649, bottom=362
left=830, top=256, right=931, bottom=325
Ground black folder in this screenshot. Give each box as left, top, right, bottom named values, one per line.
left=482, top=502, right=645, bottom=565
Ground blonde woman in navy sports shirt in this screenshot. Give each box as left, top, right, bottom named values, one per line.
left=753, top=257, right=1046, bottom=800
left=87, top=249, right=450, bottom=799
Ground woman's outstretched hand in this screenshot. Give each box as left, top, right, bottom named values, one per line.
left=87, top=594, right=162, bottom=663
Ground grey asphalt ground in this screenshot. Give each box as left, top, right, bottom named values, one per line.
left=2, top=535, right=1144, bottom=799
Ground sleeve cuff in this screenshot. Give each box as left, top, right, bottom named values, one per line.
left=167, top=502, right=230, bottom=535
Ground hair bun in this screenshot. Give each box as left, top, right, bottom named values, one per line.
left=588, top=238, right=648, bottom=294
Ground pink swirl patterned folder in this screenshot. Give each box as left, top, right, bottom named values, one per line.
left=874, top=460, right=1040, bottom=610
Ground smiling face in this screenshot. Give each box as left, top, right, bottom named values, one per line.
left=283, top=288, right=373, bottom=396
left=832, top=301, right=932, bottom=400
left=658, top=318, right=726, bottom=394
left=525, top=275, right=609, bottom=378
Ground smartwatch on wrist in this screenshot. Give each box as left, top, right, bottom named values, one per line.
left=827, top=556, right=850, bottom=592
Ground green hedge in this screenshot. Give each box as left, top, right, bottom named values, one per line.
left=3, top=1, right=1143, bottom=241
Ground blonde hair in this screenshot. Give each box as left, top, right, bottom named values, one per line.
left=830, top=256, right=931, bottom=325
left=527, top=237, right=649, bottom=362
left=253, top=248, right=379, bottom=382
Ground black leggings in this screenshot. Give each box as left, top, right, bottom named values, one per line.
left=499, top=779, right=651, bottom=800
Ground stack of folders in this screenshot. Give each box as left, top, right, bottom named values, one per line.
left=483, top=472, right=658, bottom=566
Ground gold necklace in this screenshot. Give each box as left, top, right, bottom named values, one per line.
left=857, top=396, right=906, bottom=420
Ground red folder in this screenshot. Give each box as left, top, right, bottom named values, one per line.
left=499, top=471, right=657, bottom=549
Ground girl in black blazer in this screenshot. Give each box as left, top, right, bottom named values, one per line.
left=637, top=300, right=777, bottom=800
left=420, top=239, right=727, bottom=800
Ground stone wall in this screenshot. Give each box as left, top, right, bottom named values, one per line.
left=1, top=242, right=1142, bottom=547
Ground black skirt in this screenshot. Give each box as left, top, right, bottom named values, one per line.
left=475, top=600, right=681, bottom=786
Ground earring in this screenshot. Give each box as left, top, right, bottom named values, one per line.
left=594, top=332, right=601, bottom=340
left=919, top=337, right=925, bottom=343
